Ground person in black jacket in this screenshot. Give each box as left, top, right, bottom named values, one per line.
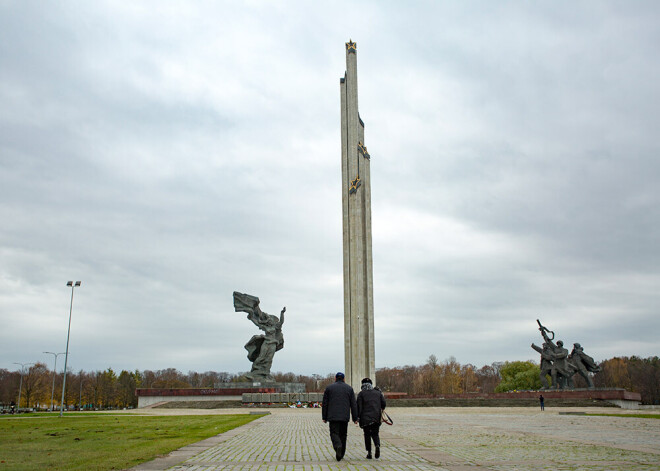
left=322, top=372, right=358, bottom=461
left=357, top=377, right=386, bottom=459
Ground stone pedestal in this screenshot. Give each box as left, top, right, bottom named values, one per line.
left=384, top=388, right=643, bottom=409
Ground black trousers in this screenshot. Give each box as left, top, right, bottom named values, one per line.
left=329, top=421, right=349, bottom=453
left=362, top=422, right=381, bottom=451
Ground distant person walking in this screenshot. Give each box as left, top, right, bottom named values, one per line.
left=322, top=372, right=358, bottom=461
left=357, top=377, right=386, bottom=459
left=539, top=394, right=545, bottom=411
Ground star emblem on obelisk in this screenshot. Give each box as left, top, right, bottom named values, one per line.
left=345, top=40, right=356, bottom=53
left=358, top=142, right=370, bottom=160
left=349, top=175, right=361, bottom=194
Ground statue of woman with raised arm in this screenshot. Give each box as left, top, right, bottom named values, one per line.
left=233, top=291, right=285, bottom=381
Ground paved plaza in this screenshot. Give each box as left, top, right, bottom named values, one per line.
left=130, top=407, right=660, bottom=471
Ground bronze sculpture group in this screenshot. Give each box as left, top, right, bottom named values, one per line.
left=531, top=320, right=601, bottom=389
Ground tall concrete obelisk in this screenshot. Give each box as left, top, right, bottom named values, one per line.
left=340, top=40, right=375, bottom=391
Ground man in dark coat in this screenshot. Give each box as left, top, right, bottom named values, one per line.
left=357, top=377, right=386, bottom=459
left=322, top=372, right=358, bottom=461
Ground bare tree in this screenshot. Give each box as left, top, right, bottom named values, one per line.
left=117, top=370, right=141, bottom=407
left=475, top=364, right=500, bottom=393
left=151, top=368, right=190, bottom=389
left=0, top=369, right=20, bottom=406
left=22, top=363, right=49, bottom=408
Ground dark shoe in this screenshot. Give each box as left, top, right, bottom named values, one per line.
left=335, top=448, right=342, bottom=461
left=366, top=452, right=372, bottom=459
left=340, top=446, right=345, bottom=459
left=375, top=446, right=380, bottom=459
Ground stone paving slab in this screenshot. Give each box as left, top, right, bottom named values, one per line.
left=127, top=407, right=660, bottom=471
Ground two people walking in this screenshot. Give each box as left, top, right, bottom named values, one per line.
left=322, top=372, right=386, bottom=461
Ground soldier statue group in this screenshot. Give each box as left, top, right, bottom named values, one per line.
left=531, top=320, right=601, bottom=389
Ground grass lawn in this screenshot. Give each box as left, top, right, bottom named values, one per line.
left=0, top=413, right=261, bottom=470
left=586, top=413, right=660, bottom=419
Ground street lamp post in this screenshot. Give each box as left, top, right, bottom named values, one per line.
left=12, top=362, right=34, bottom=412
left=79, top=373, right=83, bottom=411
left=44, top=352, right=65, bottom=412
left=60, top=281, right=81, bottom=417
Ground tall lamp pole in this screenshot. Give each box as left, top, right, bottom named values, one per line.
left=12, top=362, right=34, bottom=412
left=44, top=352, right=65, bottom=412
left=60, top=281, right=81, bottom=417
left=79, top=373, right=83, bottom=411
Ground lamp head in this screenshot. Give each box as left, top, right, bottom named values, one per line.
left=67, top=281, right=73, bottom=286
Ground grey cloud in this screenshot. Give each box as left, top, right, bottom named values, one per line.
left=1, top=1, right=659, bottom=374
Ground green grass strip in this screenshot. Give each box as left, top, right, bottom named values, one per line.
left=0, top=412, right=124, bottom=418
left=586, top=413, right=660, bottom=419
left=0, top=413, right=261, bottom=470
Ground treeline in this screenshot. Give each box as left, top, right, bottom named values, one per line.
left=0, top=364, right=143, bottom=410
left=594, top=356, right=659, bottom=405
left=1, top=355, right=657, bottom=410
left=0, top=366, right=330, bottom=410
left=375, top=355, right=501, bottom=395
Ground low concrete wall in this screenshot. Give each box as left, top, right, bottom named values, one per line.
left=136, top=383, right=307, bottom=408
left=384, top=389, right=642, bottom=409
left=242, top=392, right=322, bottom=404
left=138, top=395, right=243, bottom=408
left=638, top=404, right=660, bottom=410
left=400, top=388, right=641, bottom=402
left=607, top=399, right=640, bottom=410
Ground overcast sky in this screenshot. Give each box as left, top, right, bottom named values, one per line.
left=1, top=1, right=658, bottom=377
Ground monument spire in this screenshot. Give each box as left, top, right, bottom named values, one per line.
left=340, top=40, right=375, bottom=390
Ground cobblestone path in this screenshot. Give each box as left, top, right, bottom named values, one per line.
left=131, top=407, right=660, bottom=471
